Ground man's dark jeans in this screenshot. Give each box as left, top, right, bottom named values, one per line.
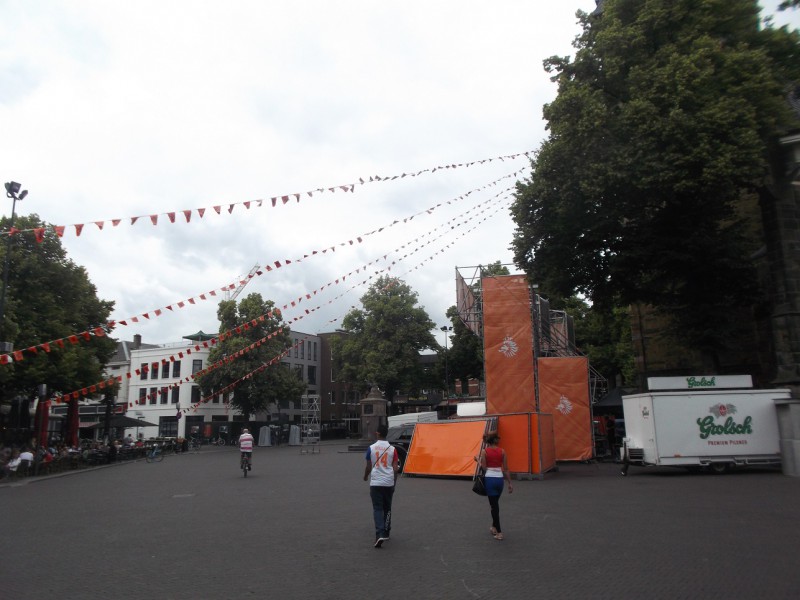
left=370, top=485, right=394, bottom=539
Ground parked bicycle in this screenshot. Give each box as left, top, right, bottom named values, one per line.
left=189, top=437, right=202, bottom=453
left=209, top=435, right=226, bottom=446
left=145, top=444, right=164, bottom=463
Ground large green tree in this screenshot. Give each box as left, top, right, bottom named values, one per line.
left=331, top=276, right=438, bottom=406
left=195, top=293, right=304, bottom=421
left=511, top=1, right=800, bottom=362
left=0, top=214, right=116, bottom=402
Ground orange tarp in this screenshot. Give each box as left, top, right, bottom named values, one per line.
left=537, top=357, right=592, bottom=461
left=403, top=421, right=487, bottom=477
left=482, top=275, right=535, bottom=414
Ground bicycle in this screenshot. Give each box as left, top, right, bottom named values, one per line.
left=145, top=445, right=164, bottom=463
left=209, top=436, right=226, bottom=446
left=189, top=437, right=202, bottom=453
left=240, top=453, right=251, bottom=477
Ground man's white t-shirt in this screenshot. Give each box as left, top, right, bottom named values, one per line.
left=367, top=440, right=396, bottom=487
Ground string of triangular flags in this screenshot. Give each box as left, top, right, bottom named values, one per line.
left=4, top=150, right=532, bottom=240
left=0, top=168, right=518, bottom=365
left=48, top=196, right=511, bottom=407
left=185, top=198, right=512, bottom=413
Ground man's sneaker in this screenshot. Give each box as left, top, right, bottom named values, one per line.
left=374, top=537, right=387, bottom=548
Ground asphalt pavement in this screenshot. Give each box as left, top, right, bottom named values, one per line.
left=2, top=441, right=799, bottom=600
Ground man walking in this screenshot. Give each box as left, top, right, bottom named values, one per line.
left=363, top=424, right=399, bottom=548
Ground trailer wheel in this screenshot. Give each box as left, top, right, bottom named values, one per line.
left=710, top=463, right=731, bottom=474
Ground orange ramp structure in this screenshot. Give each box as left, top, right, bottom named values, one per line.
left=403, top=415, right=556, bottom=478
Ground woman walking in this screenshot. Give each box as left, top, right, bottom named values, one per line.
left=479, top=430, right=513, bottom=540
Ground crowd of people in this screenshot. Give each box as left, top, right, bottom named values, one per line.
left=0, top=434, right=154, bottom=480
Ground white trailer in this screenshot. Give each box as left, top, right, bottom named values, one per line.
left=621, top=377, right=790, bottom=474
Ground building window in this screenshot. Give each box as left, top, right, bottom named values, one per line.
left=300, top=340, right=304, bottom=359
left=149, top=387, right=157, bottom=405
left=138, top=389, right=147, bottom=405
left=172, top=360, right=181, bottom=378
left=171, top=388, right=179, bottom=404
left=308, top=365, right=316, bottom=385
left=159, top=416, right=178, bottom=437
left=364, top=404, right=374, bottom=415
left=294, top=339, right=299, bottom=358
left=151, top=362, right=159, bottom=380
left=294, top=364, right=303, bottom=381
left=160, top=388, right=168, bottom=404
left=192, top=359, right=202, bottom=374
left=191, top=386, right=201, bottom=405
left=161, top=362, right=169, bottom=379
left=313, top=342, right=317, bottom=361
left=330, top=391, right=336, bottom=405
left=140, top=363, right=148, bottom=380
left=212, top=392, right=220, bottom=404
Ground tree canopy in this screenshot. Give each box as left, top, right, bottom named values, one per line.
left=195, top=293, right=305, bottom=421
left=331, top=276, right=438, bottom=404
left=511, top=0, right=800, bottom=356
left=0, top=214, right=116, bottom=401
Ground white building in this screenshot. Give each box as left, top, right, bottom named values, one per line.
left=119, top=330, right=321, bottom=439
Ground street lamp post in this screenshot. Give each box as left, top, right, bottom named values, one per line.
left=441, top=325, right=453, bottom=415
left=1, top=181, right=28, bottom=353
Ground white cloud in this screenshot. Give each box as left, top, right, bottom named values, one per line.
left=2, top=0, right=795, bottom=357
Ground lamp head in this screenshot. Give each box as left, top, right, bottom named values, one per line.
left=4, top=181, right=27, bottom=200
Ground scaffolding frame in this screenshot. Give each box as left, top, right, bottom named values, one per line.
left=454, top=266, right=608, bottom=406
left=300, top=394, right=320, bottom=454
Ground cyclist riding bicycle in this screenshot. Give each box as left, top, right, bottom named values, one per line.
left=239, top=428, right=254, bottom=471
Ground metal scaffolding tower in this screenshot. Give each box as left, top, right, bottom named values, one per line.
left=300, top=394, right=320, bottom=454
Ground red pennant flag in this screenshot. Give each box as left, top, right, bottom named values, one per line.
left=68, top=335, right=78, bottom=344
left=228, top=204, right=235, bottom=214
left=150, top=215, right=158, bottom=225
left=244, top=201, right=251, bottom=209
left=95, top=221, right=105, bottom=230
left=75, top=224, right=84, bottom=236
left=167, top=212, right=176, bottom=223
left=154, top=309, right=162, bottom=316
left=41, top=342, right=51, bottom=352
left=112, top=219, right=121, bottom=227
left=271, top=198, right=277, bottom=207
left=54, top=225, right=65, bottom=237
left=198, top=208, right=205, bottom=218
left=282, top=196, right=290, bottom=204
left=131, top=216, right=139, bottom=225
left=34, top=228, right=45, bottom=243
left=213, top=206, right=221, bottom=214
left=81, top=331, right=91, bottom=341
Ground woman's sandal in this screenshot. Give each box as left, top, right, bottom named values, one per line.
left=490, top=526, right=498, bottom=536
left=494, top=533, right=504, bottom=540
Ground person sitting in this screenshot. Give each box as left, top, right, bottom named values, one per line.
left=3, top=448, right=21, bottom=478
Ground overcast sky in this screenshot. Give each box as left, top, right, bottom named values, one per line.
left=1, top=1, right=798, bottom=353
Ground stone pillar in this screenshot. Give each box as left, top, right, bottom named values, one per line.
left=360, top=386, right=387, bottom=440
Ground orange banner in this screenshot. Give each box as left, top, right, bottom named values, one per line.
left=537, top=357, right=592, bottom=461
left=483, top=275, right=535, bottom=414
